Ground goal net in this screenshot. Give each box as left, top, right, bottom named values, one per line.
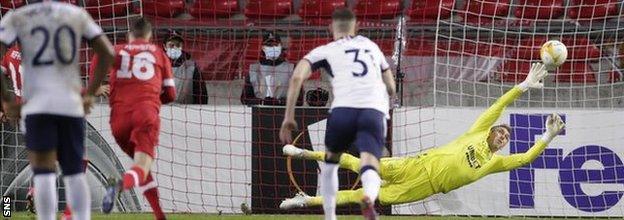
left=1, top=0, right=143, bottom=213
left=2, top=0, right=624, bottom=218
left=392, top=0, right=624, bottom=217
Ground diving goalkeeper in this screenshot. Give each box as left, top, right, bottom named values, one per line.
left=280, top=62, right=566, bottom=209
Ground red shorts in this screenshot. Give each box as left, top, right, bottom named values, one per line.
left=110, top=104, right=160, bottom=158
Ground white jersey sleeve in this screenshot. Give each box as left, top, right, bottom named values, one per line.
left=0, top=11, right=18, bottom=45
left=303, top=46, right=330, bottom=73
left=79, top=9, right=103, bottom=40
left=375, top=44, right=390, bottom=72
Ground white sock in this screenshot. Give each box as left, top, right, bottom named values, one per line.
left=63, top=173, right=91, bottom=220
left=321, top=163, right=339, bottom=220
left=361, top=169, right=381, bottom=202
left=33, top=173, right=57, bottom=220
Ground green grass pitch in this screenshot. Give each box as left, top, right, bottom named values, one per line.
left=6, top=212, right=552, bottom=220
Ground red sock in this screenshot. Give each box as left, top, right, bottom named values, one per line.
left=142, top=173, right=165, bottom=220
left=82, top=159, right=89, bottom=172
left=122, top=166, right=145, bottom=190
left=64, top=205, right=72, bottom=216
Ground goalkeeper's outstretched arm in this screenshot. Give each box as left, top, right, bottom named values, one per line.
left=487, top=113, right=566, bottom=173
left=466, top=63, right=548, bottom=133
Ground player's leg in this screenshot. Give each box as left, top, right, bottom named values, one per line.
left=124, top=106, right=165, bottom=219
left=103, top=110, right=133, bottom=213
left=25, top=114, right=59, bottom=220
left=62, top=158, right=88, bottom=220
left=121, top=106, right=159, bottom=186
left=309, top=188, right=365, bottom=207
left=322, top=108, right=357, bottom=220
left=280, top=188, right=365, bottom=209
left=283, top=145, right=361, bottom=173
left=378, top=166, right=436, bottom=205
left=354, top=109, right=386, bottom=219
left=138, top=172, right=166, bottom=220
left=56, top=116, right=90, bottom=220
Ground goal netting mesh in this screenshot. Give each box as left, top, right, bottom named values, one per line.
left=1, top=0, right=624, bottom=218
left=392, top=0, right=624, bottom=217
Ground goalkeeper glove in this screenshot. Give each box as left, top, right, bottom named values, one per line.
left=541, top=113, right=565, bottom=143
left=518, top=62, right=548, bottom=91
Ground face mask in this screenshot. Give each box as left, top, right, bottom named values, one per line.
left=262, top=46, right=282, bottom=60
left=166, top=47, right=182, bottom=59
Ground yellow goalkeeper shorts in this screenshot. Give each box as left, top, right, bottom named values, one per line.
left=377, top=155, right=435, bottom=205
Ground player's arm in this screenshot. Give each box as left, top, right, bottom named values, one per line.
left=86, top=36, right=114, bottom=96
left=466, top=63, right=548, bottom=133
left=161, top=53, right=176, bottom=104
left=376, top=45, right=396, bottom=98
left=382, top=69, right=396, bottom=98
left=285, top=60, right=313, bottom=119
left=80, top=8, right=114, bottom=97
left=83, top=54, right=110, bottom=97
left=0, top=43, right=11, bottom=103
left=280, top=46, right=324, bottom=143
left=279, top=60, right=313, bottom=144
left=488, top=114, right=565, bottom=172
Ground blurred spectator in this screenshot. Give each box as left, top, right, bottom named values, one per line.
left=306, top=88, right=329, bottom=107
left=165, top=31, right=208, bottom=104
left=241, top=31, right=303, bottom=106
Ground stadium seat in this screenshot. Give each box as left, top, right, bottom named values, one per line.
left=554, top=62, right=596, bottom=83
left=84, top=0, right=130, bottom=19
left=287, top=37, right=331, bottom=62
left=452, top=40, right=506, bottom=57
left=245, top=0, right=293, bottom=19
left=242, top=37, right=263, bottom=74
left=462, top=0, right=511, bottom=24
left=189, top=0, right=239, bottom=20
left=372, top=38, right=395, bottom=55
left=499, top=61, right=531, bottom=83
left=512, top=36, right=548, bottom=59
left=142, top=0, right=185, bottom=18
left=245, top=37, right=263, bottom=61
left=287, top=37, right=331, bottom=79
left=560, top=37, right=601, bottom=61
left=511, top=36, right=600, bottom=62
left=514, top=0, right=565, bottom=20
left=407, top=0, right=455, bottom=22
left=354, top=0, right=402, bottom=20
left=568, top=0, right=620, bottom=20
left=405, top=37, right=436, bottom=56
left=187, top=37, right=247, bottom=81
left=0, top=0, right=25, bottom=14
left=298, top=0, right=346, bottom=25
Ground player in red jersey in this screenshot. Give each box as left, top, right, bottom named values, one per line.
left=1, top=44, right=22, bottom=102
left=1, top=44, right=22, bottom=122
left=98, top=18, right=175, bottom=220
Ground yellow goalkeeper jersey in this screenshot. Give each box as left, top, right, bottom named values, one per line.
left=420, top=86, right=549, bottom=194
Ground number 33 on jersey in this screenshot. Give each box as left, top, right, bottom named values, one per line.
left=90, top=39, right=175, bottom=107
left=303, top=35, right=391, bottom=119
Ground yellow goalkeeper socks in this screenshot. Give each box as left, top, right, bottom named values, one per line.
left=307, top=150, right=325, bottom=161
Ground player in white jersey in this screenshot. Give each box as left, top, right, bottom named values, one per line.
left=279, top=8, right=396, bottom=220
left=0, top=1, right=115, bottom=220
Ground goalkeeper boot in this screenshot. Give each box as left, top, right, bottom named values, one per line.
left=279, top=192, right=309, bottom=210
left=282, top=144, right=305, bottom=159
left=102, top=178, right=122, bottom=214
left=361, top=195, right=378, bottom=220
